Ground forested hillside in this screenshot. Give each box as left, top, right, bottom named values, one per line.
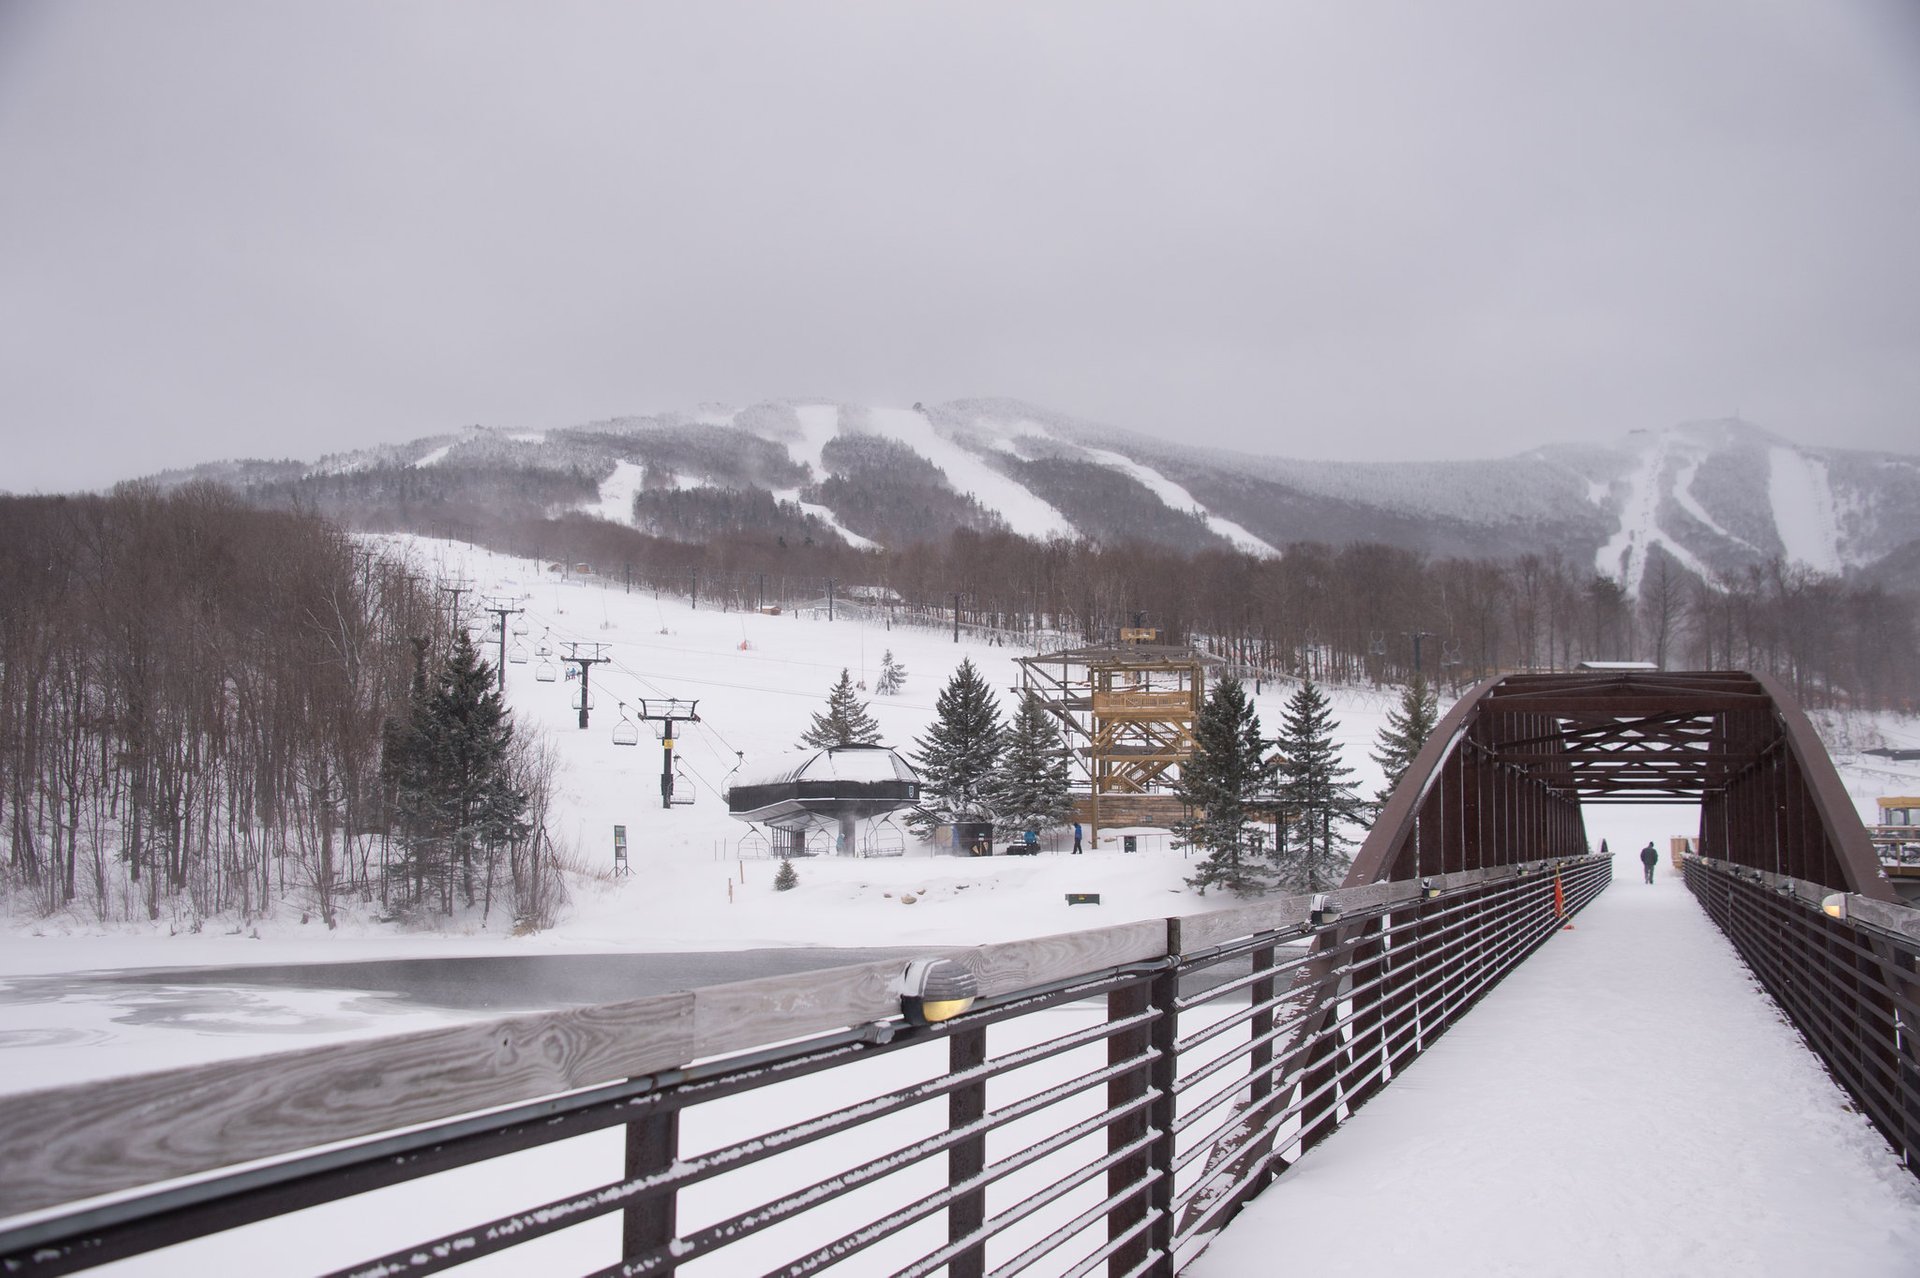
left=0, top=487, right=559, bottom=926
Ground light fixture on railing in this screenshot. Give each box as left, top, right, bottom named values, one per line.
left=1310, top=894, right=1341, bottom=927
left=1821, top=893, right=1849, bottom=922
left=900, top=958, right=978, bottom=1026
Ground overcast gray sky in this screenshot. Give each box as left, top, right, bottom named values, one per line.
left=2, top=1, right=1917, bottom=493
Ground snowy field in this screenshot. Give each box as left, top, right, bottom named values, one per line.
left=2, top=534, right=1915, bottom=1092
left=5, top=536, right=1920, bottom=1274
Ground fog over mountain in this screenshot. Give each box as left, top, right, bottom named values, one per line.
left=153, top=400, right=1920, bottom=597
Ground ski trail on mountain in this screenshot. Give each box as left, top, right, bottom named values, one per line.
left=1669, top=458, right=1758, bottom=552
left=1078, top=447, right=1279, bottom=555
left=1595, top=437, right=1712, bottom=593
left=589, top=460, right=646, bottom=525
left=864, top=406, right=1075, bottom=540
left=771, top=488, right=880, bottom=549
left=1767, top=446, right=1844, bottom=573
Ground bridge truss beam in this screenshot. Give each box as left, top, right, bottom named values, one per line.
left=1353, top=670, right=1892, bottom=899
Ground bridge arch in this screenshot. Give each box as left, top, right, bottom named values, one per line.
left=1349, top=670, right=1892, bottom=899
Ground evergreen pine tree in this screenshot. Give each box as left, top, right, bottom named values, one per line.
left=799, top=668, right=882, bottom=748
left=1174, top=678, right=1276, bottom=897
left=1272, top=679, right=1366, bottom=893
left=991, top=692, right=1074, bottom=836
left=1369, top=672, right=1440, bottom=806
left=774, top=857, right=799, bottom=891
left=875, top=649, right=907, bottom=695
left=910, top=658, right=1004, bottom=835
left=387, top=631, right=530, bottom=912
left=380, top=646, right=439, bottom=908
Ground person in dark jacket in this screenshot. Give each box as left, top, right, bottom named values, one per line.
left=1640, top=841, right=1659, bottom=884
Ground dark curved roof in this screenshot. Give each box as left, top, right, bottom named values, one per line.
left=726, top=744, right=922, bottom=831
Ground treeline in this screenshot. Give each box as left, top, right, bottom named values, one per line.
left=0, top=486, right=558, bottom=925
left=408, top=513, right=1918, bottom=711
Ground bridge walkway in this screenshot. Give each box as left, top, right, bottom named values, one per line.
left=1193, top=858, right=1920, bottom=1277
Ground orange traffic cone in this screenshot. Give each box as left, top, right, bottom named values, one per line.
left=1554, top=871, right=1575, bottom=930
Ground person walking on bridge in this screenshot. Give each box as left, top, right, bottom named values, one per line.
left=1641, top=841, right=1659, bottom=884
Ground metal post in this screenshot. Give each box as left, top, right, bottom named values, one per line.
left=948, top=1025, right=988, bottom=1278
left=660, top=718, right=675, bottom=809
left=622, top=1105, right=679, bottom=1270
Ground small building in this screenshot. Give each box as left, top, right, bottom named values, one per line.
left=1871, top=795, right=1920, bottom=871
left=726, top=744, right=921, bottom=857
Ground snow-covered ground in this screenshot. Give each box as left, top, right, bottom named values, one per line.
left=0, top=534, right=1417, bottom=1095
left=587, top=458, right=645, bottom=524
left=1190, top=864, right=1920, bottom=1277
left=5, top=538, right=1919, bottom=1268
left=1768, top=445, right=1845, bottom=574
left=1594, top=433, right=1713, bottom=593
left=5, top=534, right=1914, bottom=1015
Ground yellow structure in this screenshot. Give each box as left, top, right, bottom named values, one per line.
left=1016, top=645, right=1211, bottom=849
left=1874, top=796, right=1920, bottom=873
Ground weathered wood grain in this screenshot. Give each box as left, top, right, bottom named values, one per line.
left=0, top=992, right=694, bottom=1219
left=1177, top=894, right=1315, bottom=952
left=689, top=957, right=906, bottom=1060
left=947, top=919, right=1168, bottom=998
left=687, top=921, right=1171, bottom=1058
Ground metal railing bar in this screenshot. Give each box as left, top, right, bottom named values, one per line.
left=899, top=1142, right=1155, bottom=1278
left=1171, top=992, right=1422, bottom=1137
left=608, top=1055, right=1164, bottom=1276
left=758, top=1121, right=1160, bottom=1277
left=1052, top=1208, right=1161, bottom=1278
left=342, top=1049, right=1164, bottom=1278
left=7, top=968, right=1182, bottom=1275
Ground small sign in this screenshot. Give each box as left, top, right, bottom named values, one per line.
left=1065, top=893, right=1101, bottom=905
left=1123, top=835, right=1138, bottom=854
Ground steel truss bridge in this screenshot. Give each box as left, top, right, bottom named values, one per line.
left=2, top=672, right=1915, bottom=1275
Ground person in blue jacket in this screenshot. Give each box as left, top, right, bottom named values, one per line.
left=1072, top=822, right=1084, bottom=854
left=1024, top=828, right=1039, bottom=853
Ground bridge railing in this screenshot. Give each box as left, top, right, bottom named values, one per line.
left=1684, top=855, right=1920, bottom=1175
left=0, top=856, right=1609, bottom=1277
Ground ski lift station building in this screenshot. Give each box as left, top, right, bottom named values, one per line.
left=726, top=744, right=921, bottom=856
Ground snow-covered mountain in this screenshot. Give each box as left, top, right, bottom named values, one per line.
left=160, top=402, right=1920, bottom=595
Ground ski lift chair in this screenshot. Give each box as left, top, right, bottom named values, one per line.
left=512, top=616, right=530, bottom=636
left=535, top=659, right=558, bottom=683
left=669, top=761, right=696, bottom=806
left=863, top=816, right=907, bottom=858
left=612, top=702, right=640, bottom=747
left=535, top=630, right=554, bottom=658
left=508, top=642, right=529, bottom=665
left=570, top=688, right=594, bottom=712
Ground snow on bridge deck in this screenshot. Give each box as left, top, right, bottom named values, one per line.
left=1193, top=862, right=1920, bottom=1277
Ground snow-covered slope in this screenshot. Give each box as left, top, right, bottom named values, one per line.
left=152, top=404, right=1920, bottom=595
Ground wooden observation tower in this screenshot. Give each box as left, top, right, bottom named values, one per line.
left=1015, top=638, right=1212, bottom=849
